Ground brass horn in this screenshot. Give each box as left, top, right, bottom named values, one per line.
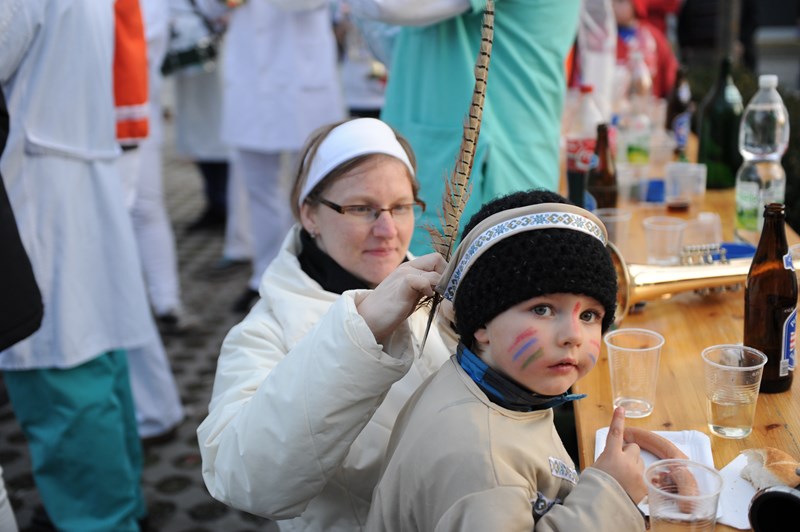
left=608, top=243, right=751, bottom=326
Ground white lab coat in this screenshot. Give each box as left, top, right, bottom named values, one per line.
left=0, top=0, right=155, bottom=370
left=198, top=0, right=345, bottom=152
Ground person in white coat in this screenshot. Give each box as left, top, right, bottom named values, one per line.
left=197, top=0, right=346, bottom=312
left=0, top=1, right=154, bottom=529
left=197, top=118, right=455, bottom=531
left=122, top=0, right=186, bottom=443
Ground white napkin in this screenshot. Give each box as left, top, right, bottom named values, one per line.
left=594, top=428, right=718, bottom=517
left=716, top=453, right=756, bottom=530
left=594, top=427, right=715, bottom=469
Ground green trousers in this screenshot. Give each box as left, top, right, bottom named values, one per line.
left=4, top=350, right=145, bottom=532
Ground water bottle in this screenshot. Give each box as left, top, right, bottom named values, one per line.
left=735, top=74, right=790, bottom=242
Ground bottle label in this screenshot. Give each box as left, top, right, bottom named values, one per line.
left=782, top=306, right=796, bottom=373
left=735, top=181, right=760, bottom=231
left=671, top=112, right=691, bottom=149
left=784, top=252, right=794, bottom=271
left=566, top=138, right=597, bottom=172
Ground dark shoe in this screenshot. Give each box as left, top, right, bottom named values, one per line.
left=141, top=425, right=179, bottom=448
left=155, top=308, right=200, bottom=336
left=185, top=208, right=226, bottom=233
left=199, top=257, right=251, bottom=281
left=231, top=288, right=259, bottom=313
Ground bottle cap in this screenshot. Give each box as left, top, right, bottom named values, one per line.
left=579, top=84, right=594, bottom=94
left=758, top=75, right=779, bottom=89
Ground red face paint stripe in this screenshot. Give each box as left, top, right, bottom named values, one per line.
left=509, top=328, right=536, bottom=352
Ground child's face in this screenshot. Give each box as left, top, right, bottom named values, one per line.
left=473, top=293, right=604, bottom=397
left=613, top=0, right=635, bottom=27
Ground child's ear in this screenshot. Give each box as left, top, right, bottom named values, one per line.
left=473, top=327, right=489, bottom=347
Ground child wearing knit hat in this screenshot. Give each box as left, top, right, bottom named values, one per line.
left=367, top=190, right=647, bottom=531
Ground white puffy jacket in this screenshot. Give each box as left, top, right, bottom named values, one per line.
left=198, top=225, right=454, bottom=531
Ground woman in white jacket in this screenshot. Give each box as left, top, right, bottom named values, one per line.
left=197, top=118, right=455, bottom=531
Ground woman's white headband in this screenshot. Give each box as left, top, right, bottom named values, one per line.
left=436, top=203, right=608, bottom=302
left=298, top=118, right=415, bottom=208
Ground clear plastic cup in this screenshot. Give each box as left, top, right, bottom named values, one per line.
left=604, top=328, right=664, bottom=418
left=642, top=216, right=688, bottom=265
left=645, top=459, right=723, bottom=532
left=701, top=345, right=767, bottom=439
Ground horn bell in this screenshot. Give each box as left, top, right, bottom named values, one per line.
left=608, top=242, right=751, bottom=326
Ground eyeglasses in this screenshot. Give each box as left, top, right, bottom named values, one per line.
left=316, top=197, right=424, bottom=221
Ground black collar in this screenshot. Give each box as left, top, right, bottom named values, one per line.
left=297, top=229, right=371, bottom=294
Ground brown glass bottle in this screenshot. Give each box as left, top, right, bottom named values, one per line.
left=744, top=203, right=797, bottom=393
left=586, top=123, right=617, bottom=209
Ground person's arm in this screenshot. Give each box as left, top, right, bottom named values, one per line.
left=349, top=0, right=474, bottom=27
left=197, top=292, right=416, bottom=518
left=0, top=0, right=43, bottom=84
left=534, top=468, right=646, bottom=531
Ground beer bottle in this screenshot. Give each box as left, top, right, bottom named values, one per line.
left=697, top=57, right=744, bottom=189
left=744, top=203, right=797, bottom=393
left=587, top=123, right=617, bottom=209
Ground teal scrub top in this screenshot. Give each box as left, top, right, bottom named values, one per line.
left=381, top=0, right=581, bottom=255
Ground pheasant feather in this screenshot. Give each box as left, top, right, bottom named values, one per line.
left=421, top=0, right=495, bottom=349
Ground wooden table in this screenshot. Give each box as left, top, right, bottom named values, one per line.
left=572, top=189, right=800, bottom=531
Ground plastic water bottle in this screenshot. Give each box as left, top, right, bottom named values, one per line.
left=735, top=75, right=790, bottom=241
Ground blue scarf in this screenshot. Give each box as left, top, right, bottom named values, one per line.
left=456, top=343, right=586, bottom=412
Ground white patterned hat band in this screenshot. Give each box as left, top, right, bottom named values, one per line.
left=298, top=118, right=415, bottom=208
left=436, top=203, right=608, bottom=302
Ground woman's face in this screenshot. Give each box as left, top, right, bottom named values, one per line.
left=300, top=156, right=416, bottom=287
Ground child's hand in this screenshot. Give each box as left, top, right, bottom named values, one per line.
left=592, top=407, right=647, bottom=503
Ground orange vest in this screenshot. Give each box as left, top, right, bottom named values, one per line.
left=114, top=0, right=149, bottom=145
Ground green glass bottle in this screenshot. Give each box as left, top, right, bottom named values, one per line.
left=697, top=57, right=744, bottom=189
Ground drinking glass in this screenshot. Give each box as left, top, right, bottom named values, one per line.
left=645, top=459, right=723, bottom=532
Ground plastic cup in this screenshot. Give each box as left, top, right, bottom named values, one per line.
left=665, top=162, right=707, bottom=212
left=594, top=208, right=631, bottom=252
left=645, top=459, right=723, bottom=532
left=643, top=216, right=687, bottom=265
left=701, top=345, right=767, bottom=439
left=604, top=328, right=664, bottom=418
left=684, top=212, right=723, bottom=248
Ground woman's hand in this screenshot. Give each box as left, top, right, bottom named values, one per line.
left=592, top=407, right=647, bottom=504
left=356, top=253, right=446, bottom=344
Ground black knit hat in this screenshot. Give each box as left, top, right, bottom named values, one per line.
left=453, top=190, right=618, bottom=347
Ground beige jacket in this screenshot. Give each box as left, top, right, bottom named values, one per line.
left=197, top=226, right=454, bottom=531
left=368, top=358, right=646, bottom=531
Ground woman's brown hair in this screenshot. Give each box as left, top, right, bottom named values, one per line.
left=289, top=119, right=423, bottom=221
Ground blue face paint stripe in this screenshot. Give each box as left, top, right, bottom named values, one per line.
left=512, top=337, right=538, bottom=361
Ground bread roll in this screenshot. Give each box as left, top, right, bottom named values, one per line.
left=740, top=447, right=800, bottom=490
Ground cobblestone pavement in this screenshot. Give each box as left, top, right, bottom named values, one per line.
left=0, top=116, right=279, bottom=532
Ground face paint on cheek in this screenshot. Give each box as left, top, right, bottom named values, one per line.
left=520, top=348, right=544, bottom=370
left=511, top=337, right=538, bottom=362
left=509, top=328, right=536, bottom=353
left=587, top=340, right=601, bottom=367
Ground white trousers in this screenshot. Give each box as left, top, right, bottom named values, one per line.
left=236, top=149, right=296, bottom=290
left=223, top=151, right=253, bottom=262
left=126, top=27, right=184, bottom=437
left=131, top=29, right=181, bottom=316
